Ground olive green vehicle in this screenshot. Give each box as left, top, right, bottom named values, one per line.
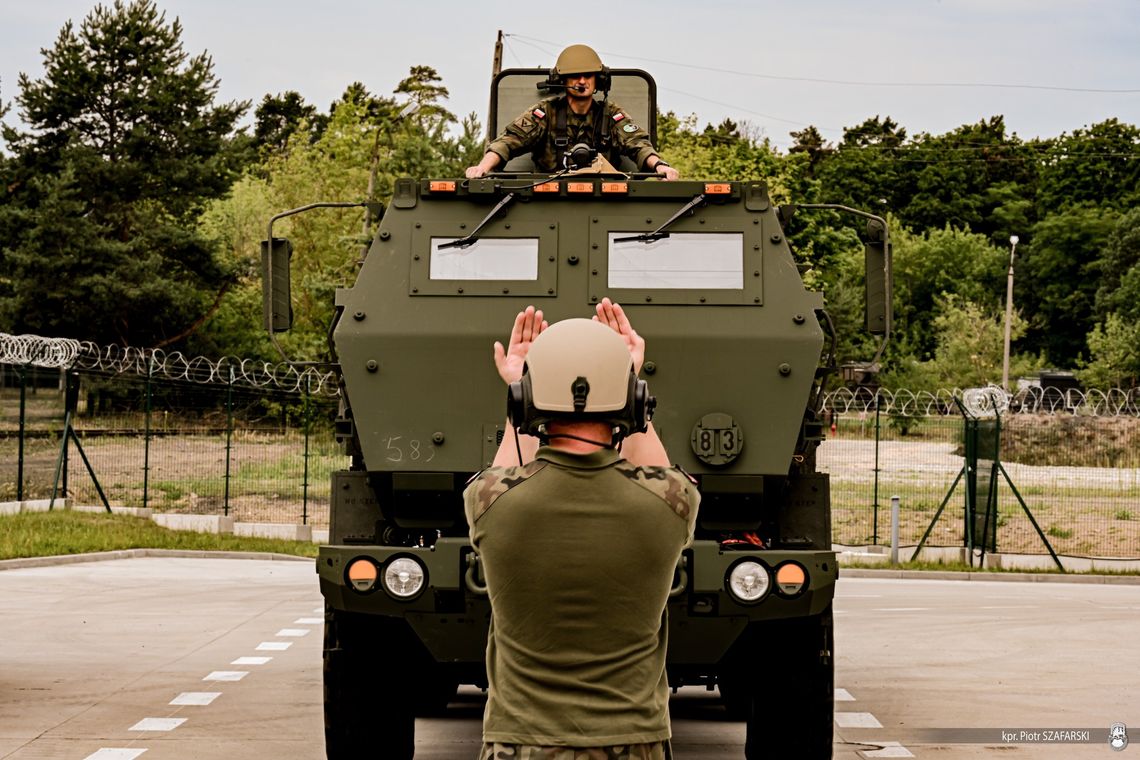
left=262, top=69, right=890, bottom=759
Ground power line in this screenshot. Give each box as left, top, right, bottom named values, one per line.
left=506, top=33, right=1140, bottom=95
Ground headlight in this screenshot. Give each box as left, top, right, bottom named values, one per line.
left=384, top=557, right=426, bottom=599
left=727, top=560, right=770, bottom=604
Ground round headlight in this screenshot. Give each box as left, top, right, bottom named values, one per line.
left=384, top=557, right=426, bottom=599
left=727, top=560, right=770, bottom=603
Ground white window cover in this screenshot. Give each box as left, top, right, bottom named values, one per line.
left=429, top=237, right=540, bottom=281
left=608, top=233, right=744, bottom=289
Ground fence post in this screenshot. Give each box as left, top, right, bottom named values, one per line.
left=224, top=365, right=234, bottom=517
left=302, top=379, right=311, bottom=526
left=890, top=494, right=900, bottom=565
left=143, top=356, right=153, bottom=510
left=872, top=391, right=882, bottom=545
left=17, top=364, right=28, bottom=501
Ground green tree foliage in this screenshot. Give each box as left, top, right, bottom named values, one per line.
left=1094, top=207, right=1140, bottom=321
left=253, top=91, right=327, bottom=155
left=1036, top=119, right=1140, bottom=212
left=1080, top=314, right=1140, bottom=389
left=1020, top=206, right=1119, bottom=365
left=0, top=0, right=246, bottom=346
left=193, top=72, right=483, bottom=361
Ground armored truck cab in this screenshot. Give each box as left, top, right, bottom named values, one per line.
left=267, top=69, right=890, bottom=760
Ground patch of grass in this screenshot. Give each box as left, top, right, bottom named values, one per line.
left=0, top=511, right=318, bottom=560
left=1116, top=510, right=1134, bottom=521
left=1047, top=524, right=1074, bottom=539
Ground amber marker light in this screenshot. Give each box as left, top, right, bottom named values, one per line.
left=775, top=562, right=808, bottom=597
left=601, top=182, right=628, bottom=194
left=566, top=182, right=594, bottom=194
left=704, top=183, right=732, bottom=195
left=429, top=180, right=456, bottom=192
left=346, top=558, right=379, bottom=593
left=533, top=182, right=560, bottom=193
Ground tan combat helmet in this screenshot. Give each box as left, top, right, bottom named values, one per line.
left=527, top=319, right=631, bottom=413
left=507, top=318, right=652, bottom=440
left=553, top=44, right=606, bottom=77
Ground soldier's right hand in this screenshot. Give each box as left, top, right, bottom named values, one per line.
left=494, top=305, right=548, bottom=384
left=465, top=165, right=486, bottom=179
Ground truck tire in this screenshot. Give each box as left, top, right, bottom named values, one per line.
left=324, top=608, right=416, bottom=760
left=731, top=607, right=834, bottom=759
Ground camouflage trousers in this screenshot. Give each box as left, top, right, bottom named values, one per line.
left=479, top=741, right=669, bottom=760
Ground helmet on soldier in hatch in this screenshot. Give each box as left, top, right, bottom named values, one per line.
left=507, top=319, right=652, bottom=441
left=552, top=44, right=611, bottom=90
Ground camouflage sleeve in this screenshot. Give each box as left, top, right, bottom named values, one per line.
left=462, top=462, right=547, bottom=535
left=606, top=101, right=658, bottom=171
left=486, top=104, right=549, bottom=165
left=612, top=462, right=701, bottom=546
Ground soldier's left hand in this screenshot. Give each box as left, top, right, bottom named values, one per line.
left=593, top=297, right=645, bottom=375
left=655, top=164, right=680, bottom=181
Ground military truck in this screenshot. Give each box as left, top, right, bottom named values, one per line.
left=262, top=67, right=890, bottom=760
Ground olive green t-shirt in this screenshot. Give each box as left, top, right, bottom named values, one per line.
left=463, top=446, right=699, bottom=746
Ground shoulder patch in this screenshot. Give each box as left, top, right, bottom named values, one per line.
left=467, top=461, right=546, bottom=520
left=612, top=461, right=694, bottom=519
left=622, top=123, right=639, bottom=133
left=532, top=107, right=546, bottom=119
left=612, top=112, right=625, bottom=122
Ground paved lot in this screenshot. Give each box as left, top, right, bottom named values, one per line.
left=1, top=557, right=1137, bottom=759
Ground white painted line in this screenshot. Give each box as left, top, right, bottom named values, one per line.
left=833, top=610, right=848, bottom=615
left=840, top=594, right=883, bottom=598
left=873, top=607, right=928, bottom=612
left=294, top=617, right=323, bottom=625
left=860, top=741, right=914, bottom=758
left=204, top=670, right=248, bottom=682
left=835, top=688, right=855, bottom=701
left=276, top=628, right=310, bottom=637
left=84, top=751, right=147, bottom=760
left=232, top=656, right=273, bottom=666
left=835, top=712, right=883, bottom=728
left=170, top=692, right=221, bottom=706
left=312, top=606, right=323, bottom=614
left=257, top=641, right=293, bottom=651
left=130, top=717, right=187, bottom=732
left=980, top=605, right=1038, bottom=610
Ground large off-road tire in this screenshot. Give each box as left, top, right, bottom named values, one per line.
left=722, top=606, right=834, bottom=759
left=324, top=607, right=416, bottom=760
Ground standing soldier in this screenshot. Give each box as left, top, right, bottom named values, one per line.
left=466, top=45, right=680, bottom=180
left=464, top=299, right=698, bottom=759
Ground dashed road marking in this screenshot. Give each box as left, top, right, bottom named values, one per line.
left=835, top=688, right=855, bottom=701
left=275, top=628, right=310, bottom=637
left=256, top=641, right=293, bottom=651
left=203, top=670, right=248, bottom=682
left=83, top=751, right=147, bottom=760
left=232, top=656, right=273, bottom=666
left=169, top=692, right=220, bottom=706
left=860, top=741, right=915, bottom=758
left=836, top=711, right=883, bottom=728
left=129, top=717, right=186, bottom=732
left=873, top=607, right=928, bottom=612
left=294, top=617, right=323, bottom=625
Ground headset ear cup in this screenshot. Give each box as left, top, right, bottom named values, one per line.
left=507, top=381, right=526, bottom=429
left=596, top=66, right=611, bottom=91
left=631, top=378, right=651, bottom=433
left=548, top=67, right=562, bottom=88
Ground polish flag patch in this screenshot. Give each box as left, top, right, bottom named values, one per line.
left=613, top=112, right=626, bottom=122
left=532, top=108, right=546, bottom=119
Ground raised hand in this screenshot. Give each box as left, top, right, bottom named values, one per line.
left=593, top=297, right=645, bottom=375
left=494, top=305, right=548, bottom=384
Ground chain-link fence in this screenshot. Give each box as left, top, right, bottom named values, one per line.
left=821, top=390, right=1140, bottom=559
left=1, top=365, right=345, bottom=527
left=4, top=354, right=1139, bottom=558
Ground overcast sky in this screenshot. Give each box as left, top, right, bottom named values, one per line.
left=3, top=0, right=1139, bottom=150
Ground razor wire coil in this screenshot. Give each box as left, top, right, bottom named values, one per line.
left=823, top=386, right=1140, bottom=417
left=1, top=332, right=338, bottom=396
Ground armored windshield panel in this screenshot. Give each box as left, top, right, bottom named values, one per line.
left=490, top=68, right=657, bottom=145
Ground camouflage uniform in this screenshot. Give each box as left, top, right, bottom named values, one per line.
left=487, top=96, right=659, bottom=173
left=463, top=447, right=699, bottom=755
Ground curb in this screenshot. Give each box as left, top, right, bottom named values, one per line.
left=0, top=548, right=311, bottom=572
left=840, top=567, right=1140, bottom=585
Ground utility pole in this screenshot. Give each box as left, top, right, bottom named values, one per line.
left=1002, top=235, right=1019, bottom=391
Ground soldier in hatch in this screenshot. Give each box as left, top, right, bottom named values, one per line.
left=465, top=44, right=680, bottom=180
left=463, top=299, right=699, bottom=759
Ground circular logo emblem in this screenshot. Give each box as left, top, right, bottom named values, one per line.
left=623, top=123, right=639, bottom=133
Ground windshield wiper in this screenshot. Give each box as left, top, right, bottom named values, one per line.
left=436, top=192, right=517, bottom=250
left=613, top=193, right=707, bottom=244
